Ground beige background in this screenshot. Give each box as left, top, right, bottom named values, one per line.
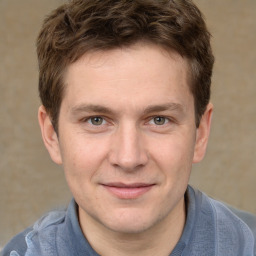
left=0, top=0, right=255, bottom=247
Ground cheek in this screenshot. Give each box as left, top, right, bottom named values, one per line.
left=60, top=137, right=107, bottom=181
left=148, top=134, right=195, bottom=197
left=60, top=139, right=106, bottom=205
left=149, top=134, right=195, bottom=170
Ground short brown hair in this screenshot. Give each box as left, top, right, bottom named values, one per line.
left=37, top=0, right=214, bottom=130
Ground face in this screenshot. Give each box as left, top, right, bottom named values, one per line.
left=39, top=43, right=212, bottom=235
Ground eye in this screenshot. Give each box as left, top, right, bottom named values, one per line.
left=152, top=116, right=168, bottom=125
left=88, top=116, right=105, bottom=125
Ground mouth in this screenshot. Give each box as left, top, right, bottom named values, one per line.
left=101, top=182, right=155, bottom=199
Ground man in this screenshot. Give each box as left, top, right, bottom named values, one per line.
left=1, top=0, right=256, bottom=255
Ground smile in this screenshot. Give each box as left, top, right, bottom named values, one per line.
left=101, top=183, right=155, bottom=199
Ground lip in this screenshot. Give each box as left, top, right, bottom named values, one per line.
left=101, top=182, right=155, bottom=199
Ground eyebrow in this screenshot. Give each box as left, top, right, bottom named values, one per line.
left=142, top=103, right=184, bottom=115
left=70, top=102, right=184, bottom=117
left=70, top=104, right=115, bottom=115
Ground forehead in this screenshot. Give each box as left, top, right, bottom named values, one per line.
left=65, top=43, right=190, bottom=83
left=62, top=43, right=192, bottom=112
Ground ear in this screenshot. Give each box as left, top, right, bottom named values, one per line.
left=38, top=105, right=62, bottom=165
left=193, top=103, right=213, bottom=163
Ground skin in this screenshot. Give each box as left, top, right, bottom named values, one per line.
left=38, top=43, right=213, bottom=256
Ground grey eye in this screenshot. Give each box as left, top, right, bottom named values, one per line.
left=153, top=116, right=166, bottom=125
left=90, top=117, right=104, bottom=125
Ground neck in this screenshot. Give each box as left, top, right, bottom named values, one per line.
left=79, top=198, right=186, bottom=256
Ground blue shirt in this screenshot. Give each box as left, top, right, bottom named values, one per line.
left=1, top=186, right=256, bottom=256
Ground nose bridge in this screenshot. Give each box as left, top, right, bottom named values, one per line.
left=109, top=121, right=148, bottom=170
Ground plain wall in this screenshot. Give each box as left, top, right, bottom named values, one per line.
left=0, top=0, right=255, bottom=246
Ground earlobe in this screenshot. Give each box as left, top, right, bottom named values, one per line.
left=193, top=103, right=213, bottom=163
left=38, top=105, right=63, bottom=165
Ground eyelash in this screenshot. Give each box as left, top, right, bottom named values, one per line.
left=147, top=116, right=171, bottom=126
left=82, top=115, right=173, bottom=127
left=87, top=116, right=106, bottom=126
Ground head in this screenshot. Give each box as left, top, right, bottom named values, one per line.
left=37, top=0, right=214, bottom=132
left=37, top=0, right=214, bottom=244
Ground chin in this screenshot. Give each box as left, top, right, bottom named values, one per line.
left=106, top=220, right=153, bottom=234
left=101, top=209, right=163, bottom=235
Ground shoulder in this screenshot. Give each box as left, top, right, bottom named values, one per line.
left=0, top=227, right=33, bottom=256
left=1, top=209, right=66, bottom=256
left=206, top=195, right=256, bottom=254
left=188, top=186, right=255, bottom=255
left=225, top=203, right=256, bottom=238
left=208, top=196, right=256, bottom=237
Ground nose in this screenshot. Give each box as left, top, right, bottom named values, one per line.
left=108, top=123, right=149, bottom=171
